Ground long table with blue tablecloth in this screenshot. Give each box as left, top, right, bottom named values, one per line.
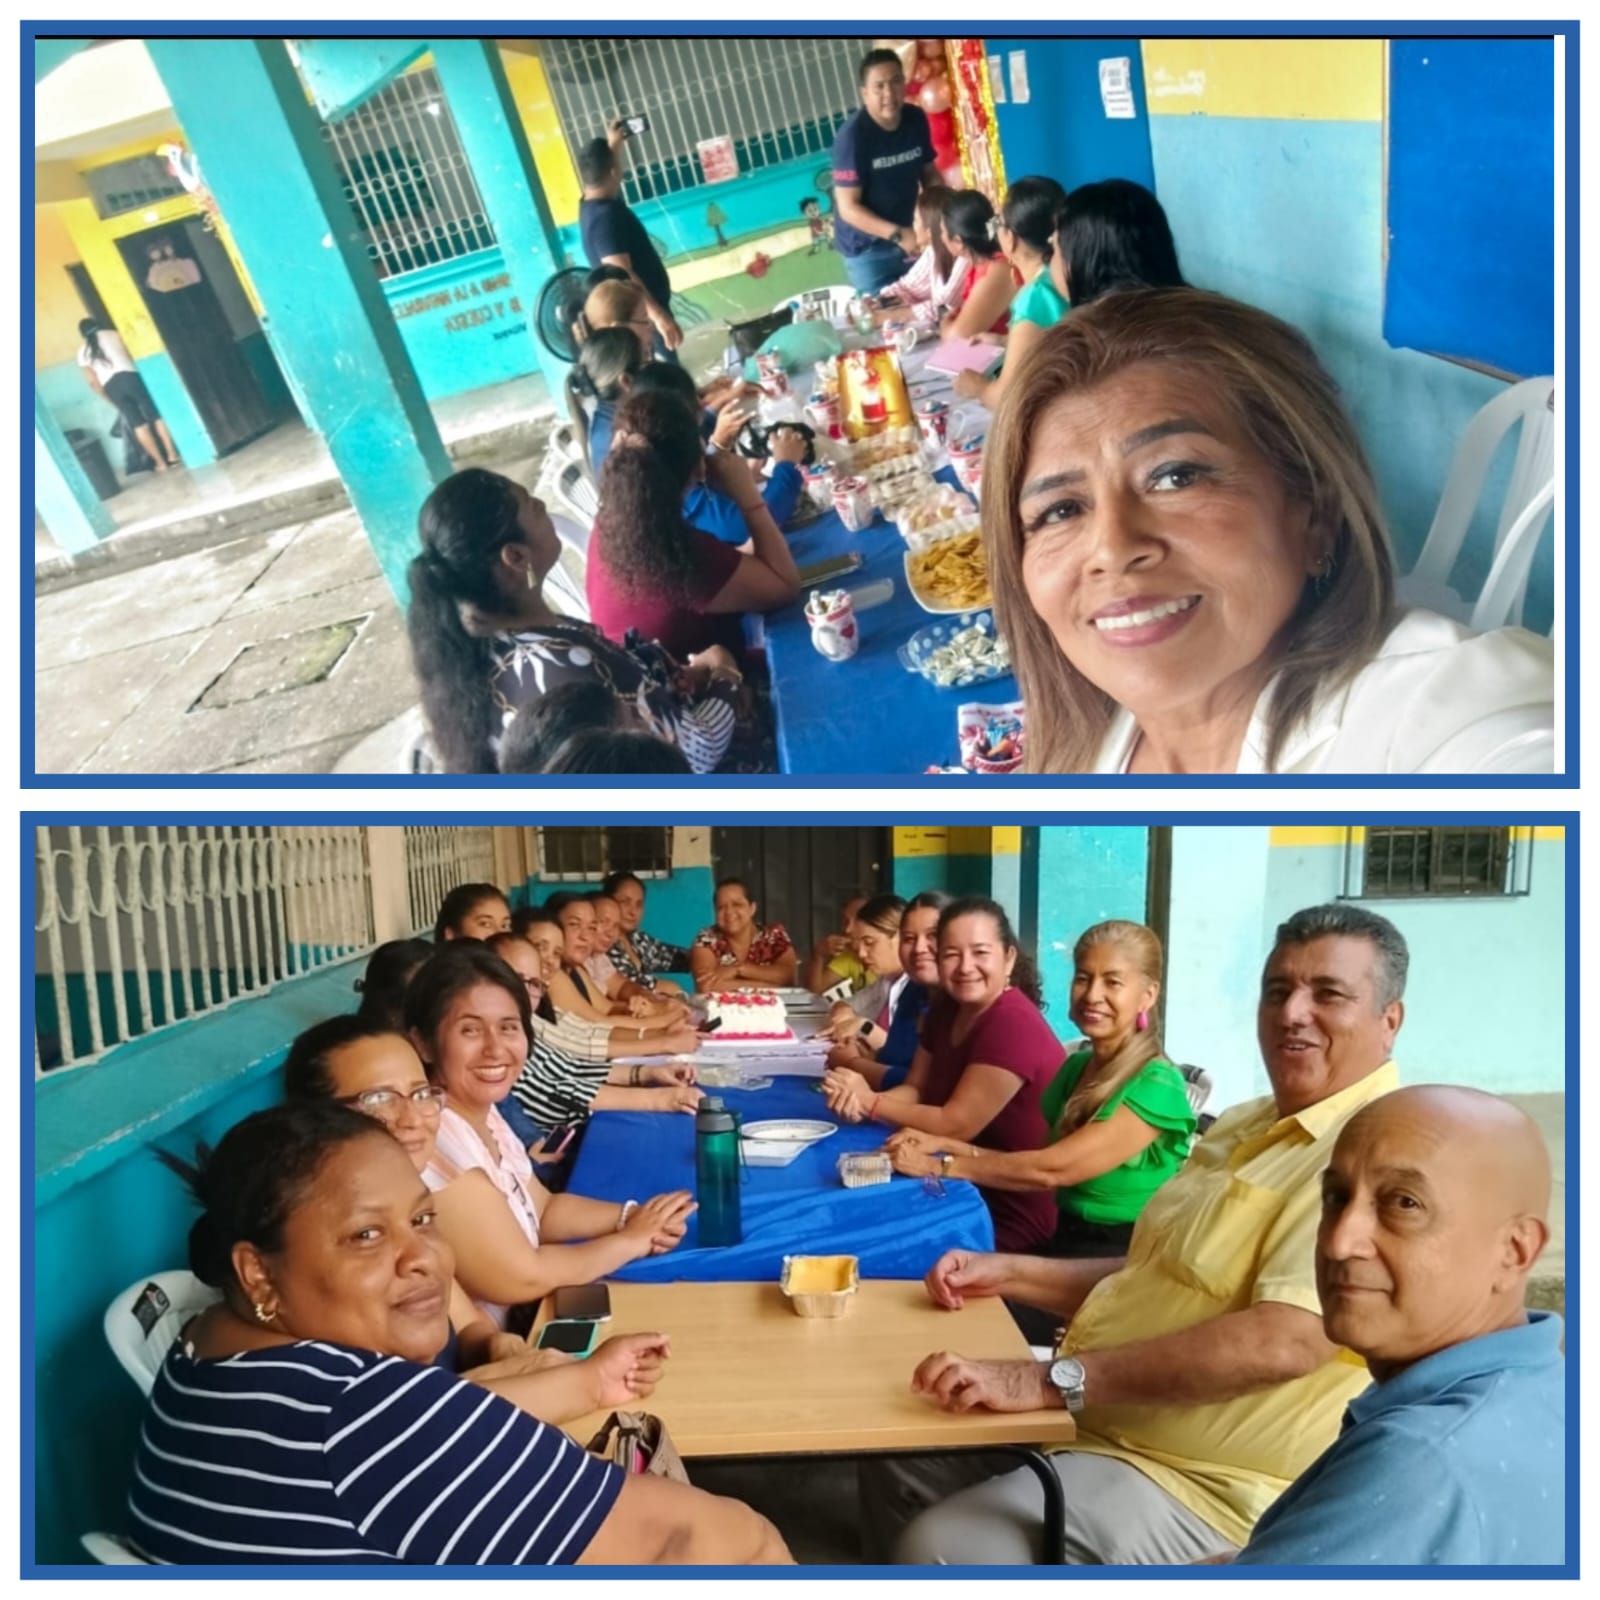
left=763, top=352, right=1016, bottom=774
left=568, top=1077, right=994, bottom=1283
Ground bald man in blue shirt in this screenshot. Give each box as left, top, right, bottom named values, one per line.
left=1234, top=1085, right=1564, bottom=1567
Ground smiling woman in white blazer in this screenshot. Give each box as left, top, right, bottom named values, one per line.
left=983, top=287, right=1555, bottom=775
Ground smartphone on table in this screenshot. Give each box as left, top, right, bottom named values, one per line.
left=797, top=552, right=863, bottom=588
left=535, top=1320, right=599, bottom=1357
left=552, top=1283, right=613, bottom=1324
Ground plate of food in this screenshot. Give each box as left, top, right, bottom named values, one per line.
left=741, top=1120, right=838, bottom=1144
left=904, top=531, right=992, bottom=613
left=898, top=612, right=1011, bottom=688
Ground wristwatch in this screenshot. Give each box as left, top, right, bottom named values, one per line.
left=1047, top=1356, right=1087, bottom=1413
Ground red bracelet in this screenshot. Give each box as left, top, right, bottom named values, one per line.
left=867, top=1095, right=881, bottom=1121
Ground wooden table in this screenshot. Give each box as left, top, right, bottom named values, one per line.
left=548, top=1279, right=1074, bottom=1559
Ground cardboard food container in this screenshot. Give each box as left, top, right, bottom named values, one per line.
left=780, top=1254, right=861, bottom=1317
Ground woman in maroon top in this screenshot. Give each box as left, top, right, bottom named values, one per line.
left=822, top=896, right=1061, bottom=1251
left=585, top=390, right=801, bottom=664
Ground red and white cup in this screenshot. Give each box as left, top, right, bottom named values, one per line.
left=755, top=351, right=790, bottom=399
left=802, top=462, right=836, bottom=511
left=948, top=432, right=986, bottom=494
left=915, top=398, right=951, bottom=450
left=807, top=390, right=842, bottom=436
left=831, top=474, right=873, bottom=532
left=805, top=588, right=860, bottom=661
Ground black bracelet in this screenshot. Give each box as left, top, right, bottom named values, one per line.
left=629, top=1063, right=642, bottom=1087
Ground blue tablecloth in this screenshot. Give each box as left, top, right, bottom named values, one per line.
left=568, top=1078, right=994, bottom=1282
left=765, top=477, right=1019, bottom=775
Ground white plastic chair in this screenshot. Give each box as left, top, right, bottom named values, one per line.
left=1400, top=377, right=1555, bottom=633
left=103, top=1269, right=221, bottom=1397
left=773, top=284, right=856, bottom=320
left=81, top=1533, right=150, bottom=1565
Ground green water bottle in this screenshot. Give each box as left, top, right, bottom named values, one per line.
left=694, top=1098, right=743, bottom=1248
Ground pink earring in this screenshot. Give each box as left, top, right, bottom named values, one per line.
left=1136, top=1010, right=1149, bottom=1032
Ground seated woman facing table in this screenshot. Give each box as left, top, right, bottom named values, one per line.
left=983, top=286, right=1555, bottom=773
left=128, top=1101, right=790, bottom=1564
left=691, top=877, right=799, bottom=993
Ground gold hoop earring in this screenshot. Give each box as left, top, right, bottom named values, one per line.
left=253, top=1301, right=277, bottom=1326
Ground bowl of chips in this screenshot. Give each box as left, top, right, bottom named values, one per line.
left=897, top=613, right=1011, bottom=688
left=904, top=531, right=992, bottom=613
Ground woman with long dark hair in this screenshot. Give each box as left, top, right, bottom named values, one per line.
left=1050, top=177, right=1186, bottom=309
left=953, top=175, right=1069, bottom=408
left=938, top=190, right=1018, bottom=341
left=406, top=467, right=743, bottom=774
left=877, top=185, right=970, bottom=322
left=822, top=895, right=1061, bottom=1252
left=76, top=317, right=181, bottom=471
left=585, top=390, right=801, bottom=663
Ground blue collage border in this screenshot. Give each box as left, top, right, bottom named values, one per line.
left=20, top=807, right=1581, bottom=1577
left=20, top=19, right=1580, bottom=788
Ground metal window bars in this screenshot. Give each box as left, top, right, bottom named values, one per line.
left=317, top=64, right=495, bottom=280
left=539, top=36, right=870, bottom=214
left=404, top=825, right=499, bottom=936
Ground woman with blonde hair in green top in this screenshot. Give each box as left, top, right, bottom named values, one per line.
left=886, top=919, right=1194, bottom=1269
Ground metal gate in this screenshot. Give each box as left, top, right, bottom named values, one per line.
left=709, top=827, right=891, bottom=954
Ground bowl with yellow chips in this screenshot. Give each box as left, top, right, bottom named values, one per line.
left=904, top=530, right=993, bottom=614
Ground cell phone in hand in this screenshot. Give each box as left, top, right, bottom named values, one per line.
left=552, top=1283, right=613, bottom=1323
left=697, top=1016, right=724, bottom=1034
left=536, top=1319, right=599, bottom=1357
left=621, top=113, right=651, bottom=137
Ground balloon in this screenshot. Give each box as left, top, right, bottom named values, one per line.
left=910, top=58, right=933, bottom=84
left=918, top=38, right=945, bottom=59
left=920, top=77, right=952, bottom=115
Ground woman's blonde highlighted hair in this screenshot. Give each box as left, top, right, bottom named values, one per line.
left=1056, top=920, right=1164, bottom=1133
left=983, top=287, right=1397, bottom=773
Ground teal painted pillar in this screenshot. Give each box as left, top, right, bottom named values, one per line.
left=430, top=39, right=570, bottom=401
left=295, top=38, right=427, bottom=119
left=34, top=391, right=113, bottom=553
left=144, top=39, right=450, bottom=603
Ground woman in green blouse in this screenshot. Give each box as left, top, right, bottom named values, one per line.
left=887, top=919, right=1194, bottom=1260
left=950, top=175, right=1069, bottom=412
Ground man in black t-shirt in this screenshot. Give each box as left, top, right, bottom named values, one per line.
left=577, top=126, right=682, bottom=353
left=831, top=49, right=941, bottom=294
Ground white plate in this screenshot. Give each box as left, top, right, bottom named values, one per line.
left=740, top=1119, right=837, bottom=1144
left=904, top=548, right=993, bottom=616
left=742, top=1141, right=807, bottom=1168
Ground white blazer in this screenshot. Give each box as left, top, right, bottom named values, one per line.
left=1095, top=609, right=1555, bottom=775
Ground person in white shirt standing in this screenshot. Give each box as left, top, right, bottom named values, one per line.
left=76, top=317, right=182, bottom=473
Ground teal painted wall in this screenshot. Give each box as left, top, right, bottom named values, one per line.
left=521, top=865, right=713, bottom=951
left=35, top=363, right=125, bottom=493
left=892, top=855, right=949, bottom=900
left=1261, top=837, right=1566, bottom=1098
left=131, top=348, right=217, bottom=466
left=1148, top=114, right=1553, bottom=633
left=295, top=37, right=426, bottom=120
left=1164, top=826, right=1275, bottom=1110
left=1034, top=828, right=1149, bottom=1030
left=32, top=960, right=370, bottom=1564
left=385, top=248, right=538, bottom=402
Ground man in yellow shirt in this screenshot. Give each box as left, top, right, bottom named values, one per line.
left=875, top=903, right=1408, bottom=1565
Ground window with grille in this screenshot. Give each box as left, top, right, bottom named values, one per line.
left=84, top=153, right=187, bottom=220
left=539, top=37, right=872, bottom=208
left=318, top=65, right=495, bottom=280
left=1353, top=826, right=1518, bottom=899
left=536, top=826, right=672, bottom=882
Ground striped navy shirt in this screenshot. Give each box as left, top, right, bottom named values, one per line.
left=512, top=1030, right=611, bottom=1131
left=128, top=1339, right=623, bottom=1564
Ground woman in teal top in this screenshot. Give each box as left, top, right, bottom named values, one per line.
left=951, top=175, right=1069, bottom=412
left=888, top=918, right=1194, bottom=1256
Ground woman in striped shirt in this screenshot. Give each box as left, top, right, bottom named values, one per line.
left=130, top=1101, right=789, bottom=1564
left=405, top=943, right=696, bottom=1328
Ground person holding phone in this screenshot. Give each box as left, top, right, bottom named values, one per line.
left=405, top=943, right=697, bottom=1329
left=282, top=1014, right=668, bottom=1422
left=131, top=1102, right=790, bottom=1565
left=578, top=124, right=682, bottom=357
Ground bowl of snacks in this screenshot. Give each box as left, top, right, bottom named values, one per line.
left=897, top=613, right=1011, bottom=689
left=904, top=531, right=992, bottom=613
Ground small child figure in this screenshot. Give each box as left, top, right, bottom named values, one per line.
left=800, top=196, right=834, bottom=254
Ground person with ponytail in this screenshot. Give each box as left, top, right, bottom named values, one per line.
left=585, top=389, right=801, bottom=663
left=132, top=1101, right=788, bottom=1566
left=876, top=185, right=971, bottom=323
left=565, top=324, right=648, bottom=474
left=938, top=190, right=1019, bottom=341
left=885, top=920, right=1195, bottom=1288
left=406, top=467, right=742, bottom=774
left=822, top=895, right=1062, bottom=1252
left=952, top=175, right=1069, bottom=409
left=76, top=316, right=182, bottom=471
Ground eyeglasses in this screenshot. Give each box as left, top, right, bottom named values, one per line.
left=341, top=1085, right=448, bottom=1117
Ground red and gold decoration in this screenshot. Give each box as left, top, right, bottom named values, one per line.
left=945, top=38, right=1006, bottom=207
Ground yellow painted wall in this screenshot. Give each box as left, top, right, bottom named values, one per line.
left=1142, top=40, right=1383, bottom=121
left=56, top=198, right=163, bottom=359
left=35, top=206, right=87, bottom=368
left=894, top=826, right=950, bottom=859
left=1269, top=825, right=1563, bottom=846
left=501, top=48, right=581, bottom=227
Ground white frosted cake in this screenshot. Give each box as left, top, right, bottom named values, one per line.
left=705, top=990, right=793, bottom=1042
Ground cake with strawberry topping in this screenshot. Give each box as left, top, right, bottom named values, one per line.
left=704, top=990, right=793, bottom=1042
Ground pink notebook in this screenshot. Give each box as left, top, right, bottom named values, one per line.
left=925, top=339, right=1004, bottom=377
